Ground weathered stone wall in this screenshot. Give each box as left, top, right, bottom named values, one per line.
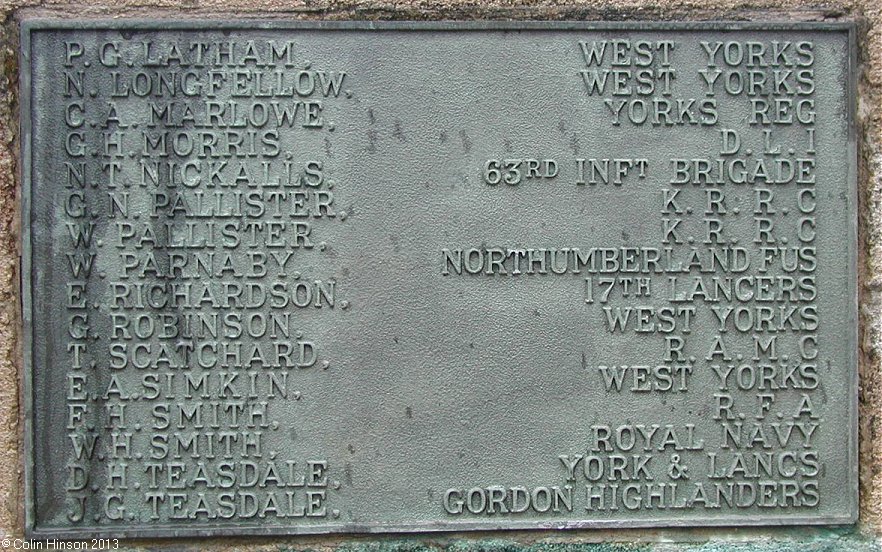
left=2, top=1, right=882, bottom=550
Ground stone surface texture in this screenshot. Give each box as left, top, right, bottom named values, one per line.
left=2, top=1, right=882, bottom=550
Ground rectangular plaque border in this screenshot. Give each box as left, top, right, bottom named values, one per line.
left=19, top=19, right=859, bottom=538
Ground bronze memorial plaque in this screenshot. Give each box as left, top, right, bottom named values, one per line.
left=21, top=21, right=858, bottom=537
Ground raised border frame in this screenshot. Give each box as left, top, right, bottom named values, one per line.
left=19, top=19, right=859, bottom=539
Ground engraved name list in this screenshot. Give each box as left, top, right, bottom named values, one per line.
left=21, top=23, right=857, bottom=538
